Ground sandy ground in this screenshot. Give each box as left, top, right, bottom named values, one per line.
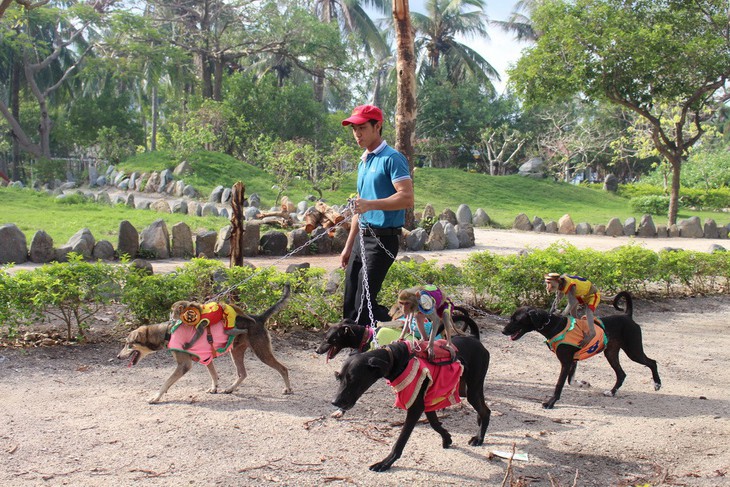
left=1, top=230, right=729, bottom=486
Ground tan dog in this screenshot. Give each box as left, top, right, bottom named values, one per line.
left=396, top=285, right=457, bottom=361
left=117, top=285, right=292, bottom=404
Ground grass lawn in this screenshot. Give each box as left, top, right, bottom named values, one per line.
left=2, top=150, right=728, bottom=245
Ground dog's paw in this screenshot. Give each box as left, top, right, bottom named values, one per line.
left=330, top=409, right=345, bottom=419
left=653, top=382, right=661, bottom=391
left=570, top=379, right=591, bottom=388
left=369, top=460, right=394, bottom=472
left=542, top=399, right=557, bottom=409
left=468, top=436, right=484, bottom=446
left=222, top=387, right=236, bottom=394
left=148, top=395, right=163, bottom=404
left=603, top=389, right=617, bottom=397
left=442, top=435, right=453, bottom=449
left=283, top=387, right=293, bottom=395
left=207, top=387, right=218, bottom=394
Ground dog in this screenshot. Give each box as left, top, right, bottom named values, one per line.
left=396, top=285, right=459, bottom=361
left=117, top=285, right=292, bottom=404
left=331, top=335, right=491, bottom=472
left=316, top=306, right=479, bottom=360
left=502, top=291, right=661, bottom=409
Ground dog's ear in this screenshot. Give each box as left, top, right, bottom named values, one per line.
left=367, top=356, right=391, bottom=374
left=527, top=309, right=545, bottom=327
left=334, top=371, right=342, bottom=382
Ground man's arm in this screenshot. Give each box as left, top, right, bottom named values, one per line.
left=340, top=213, right=360, bottom=268
left=353, top=179, right=414, bottom=214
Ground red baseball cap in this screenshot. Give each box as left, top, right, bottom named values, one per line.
left=341, top=104, right=383, bottom=126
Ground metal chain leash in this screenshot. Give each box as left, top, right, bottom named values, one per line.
left=353, top=222, right=376, bottom=327
left=209, top=205, right=355, bottom=302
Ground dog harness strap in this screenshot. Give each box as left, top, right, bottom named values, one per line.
left=360, top=326, right=374, bottom=352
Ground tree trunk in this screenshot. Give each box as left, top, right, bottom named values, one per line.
left=667, top=156, right=682, bottom=226
left=10, top=56, right=21, bottom=180
left=151, top=84, right=158, bottom=151
left=229, top=182, right=246, bottom=268
left=393, top=0, right=417, bottom=229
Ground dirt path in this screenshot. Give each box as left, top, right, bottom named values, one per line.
left=1, top=229, right=729, bottom=486
left=1, top=293, right=729, bottom=486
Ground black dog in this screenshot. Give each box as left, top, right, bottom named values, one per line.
left=316, top=306, right=480, bottom=360
left=502, top=291, right=661, bottom=409
left=331, top=335, right=491, bottom=472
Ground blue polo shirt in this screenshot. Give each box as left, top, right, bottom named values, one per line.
left=357, top=141, right=411, bottom=229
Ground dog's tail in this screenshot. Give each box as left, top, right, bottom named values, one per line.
left=611, top=291, right=633, bottom=317
left=254, top=284, right=291, bottom=323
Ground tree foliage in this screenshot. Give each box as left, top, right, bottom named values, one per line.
left=510, top=0, right=730, bottom=224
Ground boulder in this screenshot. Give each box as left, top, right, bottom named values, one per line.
left=405, top=227, right=428, bottom=251
left=214, top=225, right=232, bottom=257
left=456, top=223, right=475, bottom=248
left=575, top=223, right=592, bottom=235
left=29, top=230, right=55, bottom=263
left=703, top=219, right=719, bottom=239
left=0, top=224, right=28, bottom=264
left=623, top=217, right=636, bottom=236
left=678, top=216, right=703, bottom=238
left=443, top=223, right=460, bottom=250
left=194, top=230, right=217, bottom=258
left=558, top=214, right=576, bottom=234
left=605, top=218, right=623, bottom=237
left=287, top=228, right=310, bottom=256
left=603, top=174, right=619, bottom=192
left=311, top=227, right=332, bottom=254
left=117, top=221, right=139, bottom=259
left=473, top=208, right=491, bottom=227
left=150, top=200, right=172, bottom=214
left=455, top=204, right=473, bottom=225
left=139, top=220, right=170, bottom=259
left=439, top=208, right=458, bottom=226
left=260, top=230, right=288, bottom=256
left=171, top=222, right=194, bottom=259
left=242, top=223, right=261, bottom=257
left=518, top=157, right=545, bottom=178
left=637, top=215, right=656, bottom=238
left=426, top=221, right=446, bottom=251
left=92, top=240, right=115, bottom=261
left=66, top=228, right=96, bottom=260
left=513, top=213, right=532, bottom=231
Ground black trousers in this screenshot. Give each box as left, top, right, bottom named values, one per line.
left=342, top=233, right=400, bottom=326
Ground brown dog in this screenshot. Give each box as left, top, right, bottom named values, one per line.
left=396, top=285, right=458, bottom=361
left=117, top=285, right=292, bottom=404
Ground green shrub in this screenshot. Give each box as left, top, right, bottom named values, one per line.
left=630, top=195, right=671, bottom=215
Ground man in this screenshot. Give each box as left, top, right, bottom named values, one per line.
left=340, top=104, right=414, bottom=326
left=545, top=272, right=601, bottom=347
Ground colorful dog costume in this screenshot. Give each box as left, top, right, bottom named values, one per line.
left=387, top=340, right=463, bottom=412
left=546, top=316, right=608, bottom=361
left=167, top=302, right=238, bottom=365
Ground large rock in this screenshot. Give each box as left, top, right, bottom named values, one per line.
left=605, top=217, right=624, bottom=237
left=575, top=223, right=592, bottom=235
left=0, top=224, right=28, bottom=264
left=117, top=220, right=139, bottom=259
left=139, top=220, right=170, bottom=259
left=439, top=208, right=458, bottom=226
left=443, top=223, right=460, bottom=250
left=703, top=219, right=719, bottom=239
left=513, top=213, right=533, bottom=231
left=456, top=224, right=475, bottom=248
left=242, top=223, right=261, bottom=257
left=66, top=228, right=96, bottom=260
left=518, top=157, right=545, bottom=178
left=637, top=215, right=656, bottom=238
left=426, top=221, right=446, bottom=251
left=603, top=174, right=619, bottom=192
left=623, top=217, right=636, bottom=237
left=173, top=160, right=192, bottom=176
left=201, top=203, right=219, bottom=217
left=92, top=240, right=115, bottom=261
left=473, top=208, right=491, bottom=227
left=150, top=199, right=171, bottom=213
left=171, top=200, right=188, bottom=214
left=210, top=185, right=225, bottom=203
left=678, top=216, right=703, bottom=238
left=287, top=228, right=310, bottom=256
left=331, top=226, right=349, bottom=254
left=405, top=227, right=428, bottom=251
left=558, top=214, right=576, bottom=234
left=171, top=222, right=194, bottom=258
left=311, top=227, right=332, bottom=254
left=194, top=230, right=217, bottom=258
left=422, top=203, right=436, bottom=221
left=260, top=231, right=288, bottom=256
left=214, top=225, right=232, bottom=257
left=532, top=217, right=545, bottom=233
left=29, top=230, right=55, bottom=263
left=455, top=204, right=472, bottom=225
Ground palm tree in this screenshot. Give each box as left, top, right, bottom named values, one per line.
left=492, top=0, right=539, bottom=42
left=411, top=0, right=499, bottom=88
left=311, top=0, right=390, bottom=103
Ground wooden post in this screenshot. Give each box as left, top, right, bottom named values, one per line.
left=229, top=182, right=246, bottom=268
